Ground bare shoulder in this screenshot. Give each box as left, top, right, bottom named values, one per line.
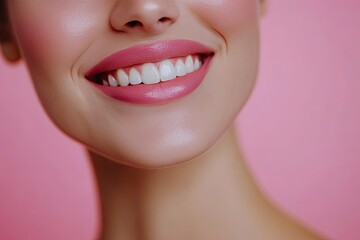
left=281, top=225, right=325, bottom=240
left=270, top=212, right=325, bottom=240
left=255, top=202, right=326, bottom=240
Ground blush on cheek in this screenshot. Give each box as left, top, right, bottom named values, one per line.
left=10, top=17, right=56, bottom=66
left=192, top=0, right=258, bottom=32
left=8, top=2, right=97, bottom=71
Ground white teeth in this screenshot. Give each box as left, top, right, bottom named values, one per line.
left=102, top=79, right=109, bottom=86
left=129, top=68, right=142, bottom=85
left=142, top=63, right=161, bottom=85
left=185, top=55, right=194, bottom=73
left=108, top=75, right=118, bottom=87
left=101, top=55, right=204, bottom=87
left=159, top=60, right=177, bottom=81
left=175, top=60, right=187, bottom=77
left=194, top=58, right=201, bottom=71
left=116, top=69, right=130, bottom=86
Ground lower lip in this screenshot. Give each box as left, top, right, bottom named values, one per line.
left=90, top=56, right=212, bottom=105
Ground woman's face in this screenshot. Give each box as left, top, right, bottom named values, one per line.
left=4, top=0, right=264, bottom=168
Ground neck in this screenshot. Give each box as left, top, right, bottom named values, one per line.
left=90, top=126, right=277, bottom=239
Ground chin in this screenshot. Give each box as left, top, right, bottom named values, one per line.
left=84, top=125, right=223, bottom=169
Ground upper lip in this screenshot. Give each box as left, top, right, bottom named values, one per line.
left=85, top=39, right=214, bottom=79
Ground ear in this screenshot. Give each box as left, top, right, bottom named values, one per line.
left=0, top=1, right=21, bottom=63
left=259, top=0, right=267, bottom=17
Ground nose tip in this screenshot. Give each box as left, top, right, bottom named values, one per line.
left=110, top=1, right=180, bottom=34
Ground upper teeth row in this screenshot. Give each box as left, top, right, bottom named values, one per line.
left=102, top=55, right=202, bottom=87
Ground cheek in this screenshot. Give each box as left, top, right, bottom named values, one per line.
left=7, top=1, right=106, bottom=143
left=192, top=0, right=259, bottom=33
left=8, top=1, right=100, bottom=76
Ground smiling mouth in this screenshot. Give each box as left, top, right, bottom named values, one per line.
left=84, top=40, right=214, bottom=104
left=88, top=53, right=212, bottom=87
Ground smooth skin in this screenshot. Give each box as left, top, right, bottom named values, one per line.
left=1, top=0, right=323, bottom=239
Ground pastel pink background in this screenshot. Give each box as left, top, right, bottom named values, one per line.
left=1, top=1, right=359, bottom=239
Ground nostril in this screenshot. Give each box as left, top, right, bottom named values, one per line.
left=159, top=17, right=169, bottom=23
left=126, top=20, right=143, bottom=28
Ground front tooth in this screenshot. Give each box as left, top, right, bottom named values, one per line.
left=185, top=55, right=194, bottom=73
left=129, top=68, right=142, bottom=85
left=116, top=69, right=130, bottom=86
left=194, top=58, right=201, bottom=70
left=108, top=75, right=118, bottom=87
left=142, top=63, right=160, bottom=85
left=175, top=60, right=187, bottom=77
left=159, top=60, right=176, bottom=81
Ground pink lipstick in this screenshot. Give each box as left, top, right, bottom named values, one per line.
left=85, top=40, right=214, bottom=104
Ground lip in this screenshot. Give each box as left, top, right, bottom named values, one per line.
left=85, top=39, right=214, bottom=105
